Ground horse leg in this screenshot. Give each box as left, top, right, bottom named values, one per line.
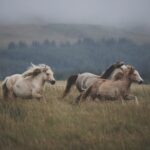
left=121, top=98, right=125, bottom=105
left=91, top=95, right=97, bottom=101
left=32, top=91, right=43, bottom=100
left=40, top=89, right=47, bottom=102
left=125, top=94, right=139, bottom=105
left=5, top=90, right=16, bottom=101
left=42, top=94, right=47, bottom=102
left=75, top=94, right=82, bottom=104
left=134, top=96, right=139, bottom=105
left=75, top=91, right=89, bottom=104
left=75, top=86, right=93, bottom=104
left=10, top=91, right=17, bottom=100
left=119, top=96, right=125, bottom=105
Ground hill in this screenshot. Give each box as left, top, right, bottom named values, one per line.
left=0, top=24, right=150, bottom=81
left=0, top=24, right=150, bottom=47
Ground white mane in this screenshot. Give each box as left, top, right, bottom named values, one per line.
left=22, top=63, right=52, bottom=77
left=110, top=65, right=127, bottom=80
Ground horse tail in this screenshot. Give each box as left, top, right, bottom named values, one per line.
left=2, top=78, right=9, bottom=99
left=62, top=74, right=78, bottom=98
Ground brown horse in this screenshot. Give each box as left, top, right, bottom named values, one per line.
left=63, top=61, right=125, bottom=98
left=78, top=65, right=143, bottom=104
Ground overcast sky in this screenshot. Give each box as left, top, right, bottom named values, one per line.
left=0, top=0, right=150, bottom=27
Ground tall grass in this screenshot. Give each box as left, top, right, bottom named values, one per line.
left=0, top=83, right=150, bottom=150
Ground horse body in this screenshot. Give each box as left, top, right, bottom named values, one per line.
left=91, top=79, right=131, bottom=100
left=3, top=74, right=22, bottom=89
left=2, top=64, right=56, bottom=100
left=13, top=73, right=47, bottom=99
left=76, top=73, right=100, bottom=92
left=13, top=77, right=32, bottom=98
left=2, top=74, right=22, bottom=99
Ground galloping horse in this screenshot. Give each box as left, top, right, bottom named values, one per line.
left=2, top=64, right=56, bottom=100
left=78, top=65, right=143, bottom=104
left=63, top=61, right=125, bottom=97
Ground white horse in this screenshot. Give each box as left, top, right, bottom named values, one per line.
left=2, top=64, right=56, bottom=100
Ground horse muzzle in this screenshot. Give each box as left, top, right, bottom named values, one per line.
left=138, top=80, right=143, bottom=84
left=49, top=80, right=56, bottom=85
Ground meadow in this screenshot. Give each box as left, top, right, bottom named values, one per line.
left=0, top=82, right=150, bottom=150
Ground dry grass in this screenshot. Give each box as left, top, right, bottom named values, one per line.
left=0, top=82, right=150, bottom=150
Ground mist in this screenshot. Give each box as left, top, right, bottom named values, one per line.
left=0, top=0, right=150, bottom=27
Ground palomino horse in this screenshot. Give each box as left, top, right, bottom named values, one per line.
left=2, top=64, right=56, bottom=100
left=63, top=61, right=125, bottom=97
left=78, top=65, right=143, bottom=104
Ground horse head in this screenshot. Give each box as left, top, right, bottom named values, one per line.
left=42, top=65, right=56, bottom=85
left=126, top=66, right=143, bottom=84
left=23, top=64, right=56, bottom=85
left=111, top=64, right=143, bottom=84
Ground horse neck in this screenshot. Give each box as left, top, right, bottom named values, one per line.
left=33, top=73, right=46, bottom=87
left=110, top=68, right=121, bottom=80
left=121, top=76, right=132, bottom=91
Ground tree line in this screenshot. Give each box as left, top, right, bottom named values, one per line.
left=0, top=37, right=150, bottom=82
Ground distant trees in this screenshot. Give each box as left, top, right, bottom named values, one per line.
left=8, top=41, right=16, bottom=49
left=31, top=40, right=40, bottom=48
left=60, top=41, right=71, bottom=47
left=8, top=37, right=136, bottom=50
left=18, top=41, right=28, bottom=48
left=43, top=39, right=50, bottom=47
left=82, top=38, right=95, bottom=45
left=43, top=39, right=56, bottom=48
left=7, top=39, right=57, bottom=49
left=4, top=37, right=150, bottom=81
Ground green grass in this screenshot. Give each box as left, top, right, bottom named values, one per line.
left=0, top=83, right=150, bottom=150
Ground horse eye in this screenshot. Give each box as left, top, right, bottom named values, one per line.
left=46, top=73, right=49, bottom=75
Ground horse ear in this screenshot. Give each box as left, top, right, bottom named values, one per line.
left=129, top=66, right=134, bottom=75
left=114, top=72, right=123, bottom=80
left=33, top=68, right=41, bottom=76
left=31, top=62, right=35, bottom=67
left=114, top=61, right=124, bottom=68
left=43, top=67, right=48, bottom=72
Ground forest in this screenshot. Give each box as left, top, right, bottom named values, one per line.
left=0, top=37, right=150, bottom=82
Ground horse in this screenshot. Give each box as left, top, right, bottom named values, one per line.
left=2, top=64, right=56, bottom=100
left=78, top=65, right=143, bottom=104
left=63, top=61, right=125, bottom=97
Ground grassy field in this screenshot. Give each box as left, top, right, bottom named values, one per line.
left=0, top=82, right=150, bottom=150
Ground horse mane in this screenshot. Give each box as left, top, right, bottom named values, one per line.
left=22, top=63, right=51, bottom=77
left=112, top=65, right=134, bottom=80
left=101, top=61, right=124, bottom=79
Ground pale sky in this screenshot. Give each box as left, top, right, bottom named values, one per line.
left=0, top=0, right=149, bottom=27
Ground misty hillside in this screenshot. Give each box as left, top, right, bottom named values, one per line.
left=0, top=24, right=150, bottom=82
left=0, top=24, right=150, bottom=47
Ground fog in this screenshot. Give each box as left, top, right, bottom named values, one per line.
left=0, top=0, right=150, bottom=27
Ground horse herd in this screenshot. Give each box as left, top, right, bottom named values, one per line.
left=1, top=61, right=144, bottom=104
